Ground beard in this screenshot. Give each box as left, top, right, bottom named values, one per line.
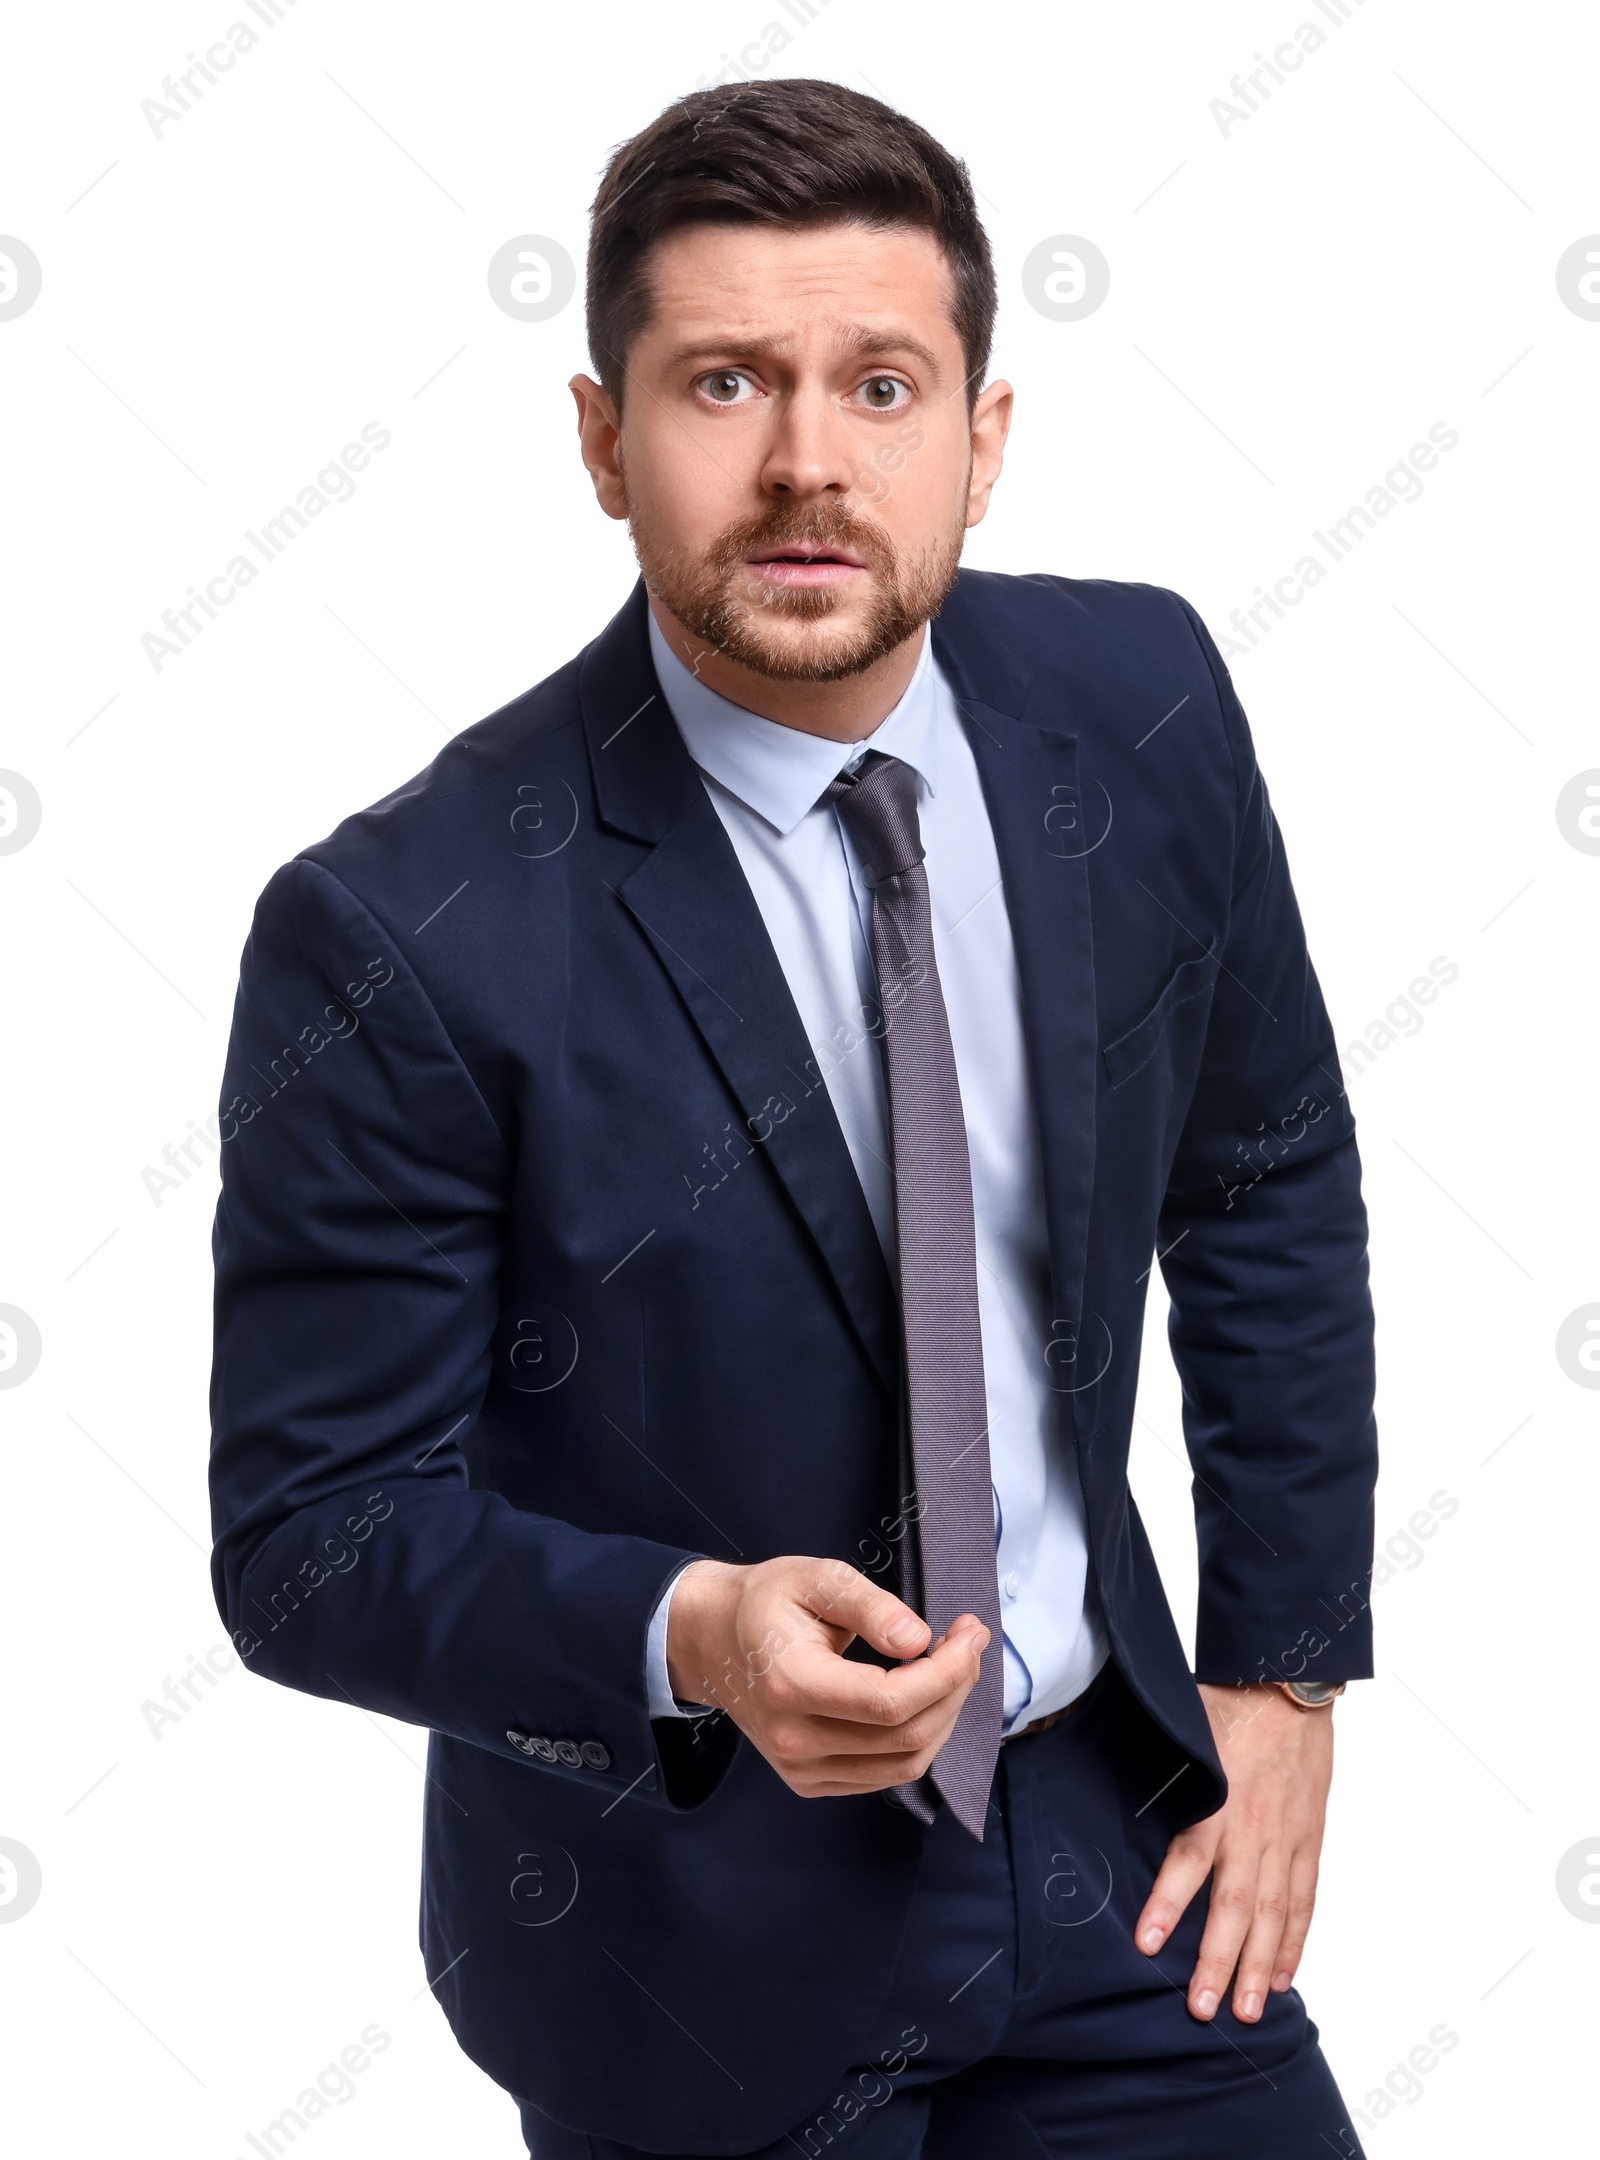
left=624, top=485, right=967, bottom=683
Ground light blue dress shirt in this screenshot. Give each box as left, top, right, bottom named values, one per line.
left=643, top=610, right=1107, bottom=1733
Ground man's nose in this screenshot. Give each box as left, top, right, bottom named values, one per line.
left=758, top=384, right=860, bottom=499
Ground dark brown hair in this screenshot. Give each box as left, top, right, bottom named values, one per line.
left=586, top=79, right=996, bottom=410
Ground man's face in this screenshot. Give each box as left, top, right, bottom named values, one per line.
left=573, top=221, right=1010, bottom=684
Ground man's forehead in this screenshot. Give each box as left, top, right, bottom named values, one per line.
left=642, top=223, right=960, bottom=361
left=656, top=317, right=944, bottom=370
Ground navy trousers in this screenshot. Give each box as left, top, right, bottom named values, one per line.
left=518, top=1668, right=1364, bottom=2159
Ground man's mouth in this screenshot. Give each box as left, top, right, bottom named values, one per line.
left=744, top=544, right=869, bottom=587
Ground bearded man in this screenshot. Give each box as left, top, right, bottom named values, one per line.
left=210, top=77, right=1377, bottom=2160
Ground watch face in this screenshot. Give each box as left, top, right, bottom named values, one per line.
left=1291, top=1681, right=1341, bottom=1704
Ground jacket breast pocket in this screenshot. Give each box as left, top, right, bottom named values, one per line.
left=1102, top=945, right=1220, bottom=1091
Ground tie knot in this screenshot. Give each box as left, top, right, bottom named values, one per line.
left=823, top=751, right=925, bottom=886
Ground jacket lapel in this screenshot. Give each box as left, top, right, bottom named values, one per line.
left=932, top=612, right=1100, bottom=1402
left=581, top=585, right=900, bottom=1402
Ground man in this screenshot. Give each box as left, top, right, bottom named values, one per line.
left=209, top=78, right=1377, bottom=2159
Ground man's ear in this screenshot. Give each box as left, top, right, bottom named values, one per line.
left=570, top=373, right=628, bottom=522
left=964, top=377, right=1014, bottom=529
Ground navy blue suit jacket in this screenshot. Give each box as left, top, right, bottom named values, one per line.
left=209, top=571, right=1376, bottom=2151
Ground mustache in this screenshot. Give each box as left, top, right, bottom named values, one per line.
left=709, top=501, right=897, bottom=578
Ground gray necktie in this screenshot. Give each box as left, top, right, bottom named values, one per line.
left=824, top=751, right=1003, bottom=1840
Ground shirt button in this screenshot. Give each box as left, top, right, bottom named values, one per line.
left=1004, top=1571, right=1021, bottom=1599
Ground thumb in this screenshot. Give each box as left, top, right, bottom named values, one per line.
left=796, top=1560, right=931, bottom=1659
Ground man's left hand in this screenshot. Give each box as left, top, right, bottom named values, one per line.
left=1133, top=1681, right=1334, bottom=2025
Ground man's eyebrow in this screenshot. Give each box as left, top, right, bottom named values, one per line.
left=662, top=324, right=945, bottom=375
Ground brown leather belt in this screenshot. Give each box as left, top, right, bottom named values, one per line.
left=1002, top=1706, right=1071, bottom=1744
left=1000, top=1665, right=1110, bottom=1744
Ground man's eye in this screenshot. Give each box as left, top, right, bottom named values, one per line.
left=858, top=377, right=908, bottom=410
left=699, top=371, right=754, bottom=404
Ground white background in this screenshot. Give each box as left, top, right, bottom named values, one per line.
left=2, top=2, right=1596, bottom=2152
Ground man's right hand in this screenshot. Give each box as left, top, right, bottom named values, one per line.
left=666, top=1556, right=990, bottom=1799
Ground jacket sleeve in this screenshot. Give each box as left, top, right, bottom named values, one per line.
left=208, top=855, right=731, bottom=1807
left=1155, top=599, right=1378, bottom=1688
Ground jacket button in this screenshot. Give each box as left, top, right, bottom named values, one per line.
left=529, top=1735, right=558, bottom=1762
left=506, top=1729, right=535, bottom=1755
left=553, top=1739, right=582, bottom=1768
left=579, top=1740, right=611, bottom=1771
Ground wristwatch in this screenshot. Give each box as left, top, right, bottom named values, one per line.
left=1275, top=1679, right=1346, bottom=1710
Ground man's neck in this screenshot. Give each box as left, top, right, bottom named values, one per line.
left=646, top=594, right=925, bottom=744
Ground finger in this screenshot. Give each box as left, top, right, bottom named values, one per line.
left=790, top=1622, right=987, bottom=1729
left=1134, top=1820, right=1219, bottom=1958
left=723, top=1616, right=970, bottom=1732
left=757, top=1631, right=981, bottom=1784
left=1230, top=1856, right=1289, bottom=2023
left=784, top=1689, right=980, bottom=1791
left=785, top=1667, right=976, bottom=1758
left=1270, top=1847, right=1321, bottom=1993
left=761, top=1716, right=963, bottom=1793
left=775, top=1618, right=988, bottom=1730
left=788, top=1743, right=953, bottom=1794
left=794, top=1560, right=932, bottom=1660
left=1185, top=1851, right=1260, bottom=2020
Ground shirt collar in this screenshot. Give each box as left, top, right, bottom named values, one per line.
left=647, top=609, right=944, bottom=838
